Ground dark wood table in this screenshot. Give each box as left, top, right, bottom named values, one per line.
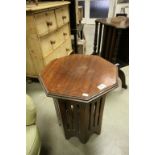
left=93, top=16, right=129, bottom=88
left=39, top=54, right=118, bottom=143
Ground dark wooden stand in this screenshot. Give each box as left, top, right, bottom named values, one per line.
left=54, top=95, right=106, bottom=143
left=92, top=17, right=129, bottom=89
left=39, top=55, right=118, bottom=143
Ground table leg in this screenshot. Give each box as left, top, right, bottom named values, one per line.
left=118, top=68, right=128, bottom=89
left=53, top=98, right=62, bottom=126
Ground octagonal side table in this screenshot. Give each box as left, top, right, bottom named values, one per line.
left=39, top=54, right=118, bottom=143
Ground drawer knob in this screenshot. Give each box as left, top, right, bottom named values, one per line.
left=46, top=21, right=53, bottom=26
left=62, top=16, right=67, bottom=19
left=50, top=41, right=56, bottom=44
left=66, top=48, right=70, bottom=52
left=63, top=32, right=67, bottom=36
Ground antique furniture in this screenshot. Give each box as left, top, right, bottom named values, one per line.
left=26, top=2, right=72, bottom=77
left=64, top=0, right=84, bottom=53
left=92, top=16, right=129, bottom=88
left=26, top=94, right=41, bottom=155
left=39, top=54, right=118, bottom=143
left=40, top=0, right=83, bottom=54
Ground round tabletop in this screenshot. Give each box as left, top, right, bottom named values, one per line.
left=39, top=54, right=118, bottom=103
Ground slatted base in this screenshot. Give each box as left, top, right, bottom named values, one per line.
left=54, top=95, right=106, bottom=143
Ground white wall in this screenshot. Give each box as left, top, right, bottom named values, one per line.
left=108, top=0, right=129, bottom=17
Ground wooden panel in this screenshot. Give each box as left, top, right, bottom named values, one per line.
left=34, top=12, right=48, bottom=36
left=55, top=7, right=64, bottom=27
left=97, top=16, right=129, bottom=29
left=62, top=6, right=70, bottom=24
left=52, top=96, right=107, bottom=143
left=62, top=23, right=70, bottom=40
left=49, top=28, right=64, bottom=49
left=43, top=43, right=66, bottom=65
left=89, top=103, right=95, bottom=129
left=29, top=50, right=44, bottom=74
left=97, top=23, right=103, bottom=54
left=27, top=33, right=44, bottom=74
left=26, top=47, right=36, bottom=76
left=26, top=15, right=37, bottom=35
left=45, top=10, right=57, bottom=32
left=26, top=2, right=70, bottom=12
left=64, top=37, right=72, bottom=55
left=40, top=35, right=53, bottom=57
left=94, top=100, right=100, bottom=126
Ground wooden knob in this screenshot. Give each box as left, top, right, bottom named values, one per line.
left=50, top=41, right=56, bottom=44
left=66, top=48, right=70, bottom=51
left=62, top=16, right=67, bottom=19
left=46, top=21, right=53, bottom=26
left=63, top=32, right=67, bottom=36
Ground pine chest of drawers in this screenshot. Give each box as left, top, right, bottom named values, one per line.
left=26, top=2, right=72, bottom=77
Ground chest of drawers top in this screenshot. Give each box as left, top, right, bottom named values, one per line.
left=26, top=2, right=70, bottom=14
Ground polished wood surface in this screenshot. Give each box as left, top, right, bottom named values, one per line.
left=40, top=54, right=118, bottom=102
left=55, top=95, right=106, bottom=143
left=93, top=17, right=129, bottom=88
left=26, top=1, right=70, bottom=12
left=40, top=54, right=118, bottom=143
left=97, top=16, right=129, bottom=29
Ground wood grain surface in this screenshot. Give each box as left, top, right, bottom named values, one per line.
left=97, top=16, right=129, bottom=29
left=39, top=54, right=118, bottom=102
left=26, top=2, right=70, bottom=12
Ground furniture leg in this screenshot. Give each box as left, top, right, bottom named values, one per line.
left=118, top=68, right=127, bottom=89
left=53, top=98, right=62, bottom=126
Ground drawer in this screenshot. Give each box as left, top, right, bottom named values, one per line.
left=34, top=12, right=48, bottom=36
left=49, top=29, right=65, bottom=50
left=43, top=45, right=63, bottom=65
left=55, top=7, right=64, bottom=27
left=62, top=24, right=70, bottom=40
left=64, top=38, right=72, bottom=55
left=44, top=43, right=69, bottom=66
left=45, top=10, right=57, bottom=32
left=29, top=49, right=44, bottom=74
left=40, top=36, right=53, bottom=57
left=62, top=6, right=70, bottom=24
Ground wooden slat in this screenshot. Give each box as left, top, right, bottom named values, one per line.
left=79, top=104, right=90, bottom=143
left=53, top=98, right=62, bottom=126
left=97, top=23, right=103, bottom=55
left=58, top=100, right=68, bottom=129
left=104, top=27, right=113, bottom=59
left=94, top=101, right=100, bottom=126
left=73, top=104, right=79, bottom=132
left=108, top=28, right=117, bottom=63
left=90, top=103, right=95, bottom=129
left=113, top=30, right=122, bottom=63
left=101, top=25, right=108, bottom=58
left=98, top=96, right=106, bottom=126
left=66, top=103, right=72, bottom=130
left=93, top=21, right=99, bottom=54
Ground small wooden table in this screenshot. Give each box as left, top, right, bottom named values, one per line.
left=39, top=54, right=118, bottom=143
left=93, top=16, right=129, bottom=88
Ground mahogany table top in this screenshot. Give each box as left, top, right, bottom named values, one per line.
left=39, top=54, right=118, bottom=103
